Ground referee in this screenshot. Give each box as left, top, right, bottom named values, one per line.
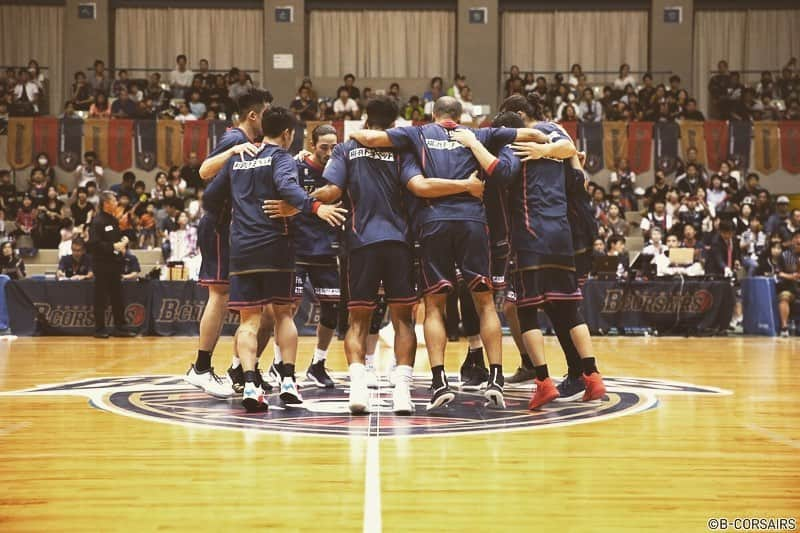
left=87, top=191, right=136, bottom=338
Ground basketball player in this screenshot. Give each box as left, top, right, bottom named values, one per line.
left=508, top=122, right=607, bottom=409
left=184, top=90, right=266, bottom=397
left=351, top=96, right=542, bottom=411
left=216, top=106, right=346, bottom=412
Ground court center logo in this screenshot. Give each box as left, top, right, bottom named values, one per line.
left=0, top=375, right=729, bottom=438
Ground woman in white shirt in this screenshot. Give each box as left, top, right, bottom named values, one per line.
left=333, top=88, right=359, bottom=119
left=613, top=64, right=637, bottom=92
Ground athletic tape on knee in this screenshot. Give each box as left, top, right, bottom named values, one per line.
left=237, top=321, right=260, bottom=336
left=517, top=306, right=540, bottom=333
left=319, top=302, right=339, bottom=330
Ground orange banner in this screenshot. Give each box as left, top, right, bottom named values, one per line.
left=752, top=121, right=780, bottom=175
left=6, top=118, right=34, bottom=169
left=679, top=120, right=706, bottom=165
left=602, top=121, right=628, bottom=170
left=157, top=120, right=184, bottom=171
left=83, top=119, right=109, bottom=167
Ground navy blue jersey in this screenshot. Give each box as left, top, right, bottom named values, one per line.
left=202, top=127, right=249, bottom=217
left=218, top=144, right=316, bottom=273
left=565, top=167, right=598, bottom=254
left=323, top=140, right=419, bottom=251
left=509, top=123, right=575, bottom=268
left=483, top=145, right=519, bottom=250
left=386, top=122, right=517, bottom=227
left=292, top=157, right=340, bottom=257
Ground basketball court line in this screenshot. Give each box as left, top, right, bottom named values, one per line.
left=363, top=344, right=383, bottom=533
left=743, top=422, right=800, bottom=450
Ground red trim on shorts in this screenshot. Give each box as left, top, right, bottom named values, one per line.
left=422, top=279, right=454, bottom=295
left=198, top=279, right=230, bottom=287
left=215, top=229, right=221, bottom=281
left=467, top=275, right=492, bottom=291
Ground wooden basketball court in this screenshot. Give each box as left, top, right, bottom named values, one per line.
left=0, top=335, right=798, bottom=532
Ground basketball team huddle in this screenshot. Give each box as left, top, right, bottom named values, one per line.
left=182, top=88, right=607, bottom=415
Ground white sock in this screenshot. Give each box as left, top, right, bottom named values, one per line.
left=313, top=348, right=327, bottom=364
left=273, top=345, right=282, bottom=364
left=365, top=353, right=375, bottom=370
left=395, top=364, right=413, bottom=384
left=389, top=353, right=398, bottom=369
left=350, top=362, right=366, bottom=380
left=230, top=356, right=240, bottom=369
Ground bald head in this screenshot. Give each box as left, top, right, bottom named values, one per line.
left=433, top=96, right=462, bottom=121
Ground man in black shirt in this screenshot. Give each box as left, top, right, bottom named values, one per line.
left=87, top=191, right=136, bottom=338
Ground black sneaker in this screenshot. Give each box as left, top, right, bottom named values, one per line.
left=306, top=360, right=335, bottom=388
left=506, top=366, right=537, bottom=384
left=555, top=374, right=586, bottom=401
left=228, top=365, right=244, bottom=394
left=459, top=356, right=473, bottom=384
left=110, top=327, right=136, bottom=338
left=462, top=366, right=489, bottom=391
left=94, top=329, right=110, bottom=339
left=269, top=361, right=284, bottom=385
left=484, top=381, right=506, bottom=409
left=254, top=364, right=272, bottom=393
left=426, top=383, right=455, bottom=412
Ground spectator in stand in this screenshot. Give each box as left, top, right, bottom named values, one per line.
left=459, top=86, right=475, bottom=122
left=111, top=69, right=129, bottom=98
left=777, top=66, right=796, bottom=100
left=180, top=152, right=203, bottom=194
left=638, top=72, right=656, bottom=107
left=34, top=186, right=64, bottom=248
left=679, top=195, right=707, bottom=236
left=30, top=153, right=56, bottom=186
left=110, top=172, right=137, bottom=203
left=0, top=169, right=18, bottom=218
left=604, top=203, right=629, bottom=238
left=706, top=174, right=727, bottom=211
left=730, top=87, right=757, bottom=121
left=12, top=69, right=40, bottom=114
left=27, top=60, right=46, bottom=92
left=339, top=74, right=361, bottom=101
left=776, top=230, right=800, bottom=337
left=740, top=217, right=766, bottom=275
left=613, top=64, right=636, bottom=94
left=135, top=97, right=157, bottom=120
left=174, top=102, right=197, bottom=123
left=735, top=173, right=763, bottom=205
left=717, top=160, right=739, bottom=192
left=560, top=103, right=579, bottom=123
left=403, top=96, right=424, bottom=120
left=28, top=168, right=48, bottom=207
left=756, top=71, right=775, bottom=97
left=780, top=209, right=800, bottom=246
left=70, top=71, right=93, bottom=111
left=680, top=98, right=705, bottom=121
left=151, top=172, right=168, bottom=202
left=138, top=202, right=157, bottom=249
left=641, top=198, right=674, bottom=239
left=228, top=69, right=252, bottom=101
left=85, top=181, right=100, bottom=209
left=706, top=220, right=740, bottom=277
left=578, top=88, right=603, bottom=122
left=756, top=239, right=783, bottom=277
left=88, top=91, right=111, bottom=118
left=567, top=63, right=583, bottom=89
left=0, top=241, right=25, bottom=279
left=448, top=74, right=467, bottom=100
left=708, top=60, right=732, bottom=119
left=70, top=186, right=94, bottom=230
left=74, top=151, right=104, bottom=189
left=132, top=180, right=149, bottom=207
left=129, top=82, right=144, bottom=103
left=676, top=163, right=705, bottom=197
left=167, top=167, right=187, bottom=198
left=188, top=90, right=206, bottom=118
left=115, top=194, right=137, bottom=244
left=89, top=60, right=111, bottom=96
left=121, top=242, right=141, bottom=280
left=505, top=65, right=522, bottom=97
left=111, top=87, right=137, bottom=118
left=333, top=87, right=359, bottom=119
left=15, top=195, right=36, bottom=240
left=592, top=237, right=606, bottom=256
left=609, top=158, right=637, bottom=209
left=681, top=223, right=704, bottom=262
left=642, top=226, right=668, bottom=258
left=57, top=237, right=93, bottom=280
left=0, top=101, right=8, bottom=133
left=166, top=211, right=197, bottom=264
left=196, top=59, right=214, bottom=89
left=299, top=77, right=317, bottom=101
left=146, top=73, right=171, bottom=113
left=289, top=85, right=318, bottom=122
left=169, top=54, right=194, bottom=98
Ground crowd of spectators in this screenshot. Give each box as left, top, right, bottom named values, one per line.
left=709, top=58, right=800, bottom=121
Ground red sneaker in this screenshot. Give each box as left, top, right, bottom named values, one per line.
left=582, top=372, right=607, bottom=402
left=528, top=378, right=560, bottom=410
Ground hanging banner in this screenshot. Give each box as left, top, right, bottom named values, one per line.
left=779, top=121, right=800, bottom=174
left=182, top=120, right=209, bottom=161
left=107, top=119, right=134, bottom=172
left=83, top=119, right=109, bottom=167
left=578, top=121, right=604, bottom=174
left=560, top=121, right=578, bottom=144
left=33, top=116, right=59, bottom=165
left=679, top=120, right=706, bottom=165
left=58, top=118, right=84, bottom=171
left=703, top=120, right=729, bottom=172
left=728, top=120, right=752, bottom=172
left=6, top=118, right=34, bottom=169
left=156, top=120, right=183, bottom=171
left=602, top=121, right=628, bottom=170
left=134, top=120, right=157, bottom=171
left=752, top=121, right=780, bottom=175
left=627, top=122, right=653, bottom=174
left=654, top=122, right=680, bottom=175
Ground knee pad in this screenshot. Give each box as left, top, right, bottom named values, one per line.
left=370, top=300, right=388, bottom=334
left=319, top=302, right=339, bottom=330
left=545, top=301, right=585, bottom=331
left=517, top=305, right=540, bottom=333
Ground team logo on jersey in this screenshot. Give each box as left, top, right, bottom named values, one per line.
left=0, top=375, right=729, bottom=438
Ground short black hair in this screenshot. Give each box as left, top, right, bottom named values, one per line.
left=344, top=73, right=355, bottom=81
left=134, top=180, right=146, bottom=189
left=176, top=54, right=187, bottom=63
left=432, top=96, right=462, bottom=120
left=122, top=171, right=136, bottom=183
left=669, top=75, right=681, bottom=83
left=72, top=236, right=86, bottom=249
left=491, top=111, right=525, bottom=129
left=365, top=96, right=398, bottom=130
left=608, top=236, right=626, bottom=249
left=312, top=124, right=337, bottom=145
left=236, top=89, right=267, bottom=117
left=746, top=172, right=760, bottom=181
left=643, top=72, right=653, bottom=80
left=262, top=106, right=297, bottom=138
left=84, top=151, right=97, bottom=159
left=718, top=220, right=734, bottom=233
left=499, top=94, right=539, bottom=120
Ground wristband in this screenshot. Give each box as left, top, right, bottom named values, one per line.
left=311, top=201, right=322, bottom=214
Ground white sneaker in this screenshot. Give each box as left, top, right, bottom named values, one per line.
left=349, top=375, right=370, bottom=414
left=392, top=381, right=414, bottom=415
left=279, top=377, right=303, bottom=406
left=365, top=366, right=379, bottom=389
left=184, top=365, right=234, bottom=398
left=242, top=382, right=267, bottom=412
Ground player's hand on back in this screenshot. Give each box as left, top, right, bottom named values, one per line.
left=464, top=171, right=485, bottom=200
left=232, top=142, right=261, bottom=158
left=263, top=199, right=300, bottom=218
left=450, top=128, right=478, bottom=149
left=315, top=202, right=347, bottom=227
left=512, top=141, right=548, bottom=162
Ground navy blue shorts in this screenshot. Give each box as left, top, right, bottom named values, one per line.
left=295, top=256, right=340, bottom=303
left=229, top=270, right=295, bottom=310
left=197, top=214, right=229, bottom=286
left=512, top=251, right=582, bottom=309
left=491, top=245, right=510, bottom=290
left=418, top=220, right=492, bottom=295
left=574, top=250, right=593, bottom=287
left=346, top=241, right=417, bottom=310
